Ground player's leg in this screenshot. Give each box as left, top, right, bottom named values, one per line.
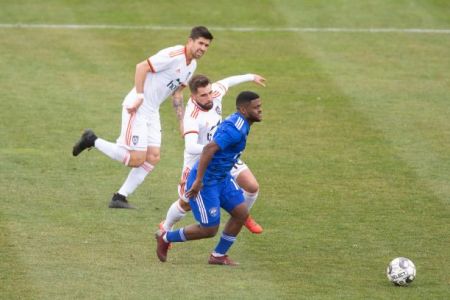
left=111, top=115, right=161, bottom=208
left=232, top=161, right=263, bottom=234
left=72, top=107, right=147, bottom=167
left=161, top=168, right=192, bottom=231
left=155, top=172, right=221, bottom=262
left=208, top=177, right=248, bottom=266
left=115, top=146, right=158, bottom=199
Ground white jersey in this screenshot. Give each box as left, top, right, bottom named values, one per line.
left=182, top=74, right=255, bottom=169
left=123, top=45, right=197, bottom=118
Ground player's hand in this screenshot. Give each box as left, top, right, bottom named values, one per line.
left=253, top=75, right=266, bottom=87
left=185, top=179, right=202, bottom=200
left=126, top=97, right=144, bottom=114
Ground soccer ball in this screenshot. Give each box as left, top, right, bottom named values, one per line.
left=386, top=257, right=416, bottom=286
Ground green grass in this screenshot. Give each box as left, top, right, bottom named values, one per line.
left=1, top=1, right=449, bottom=299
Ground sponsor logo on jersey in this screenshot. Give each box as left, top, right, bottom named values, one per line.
left=215, top=106, right=222, bottom=115
left=132, top=135, right=139, bottom=145
left=166, top=78, right=182, bottom=91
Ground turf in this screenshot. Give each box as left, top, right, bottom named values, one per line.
left=1, top=1, right=449, bottom=299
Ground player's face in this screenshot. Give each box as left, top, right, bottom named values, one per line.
left=192, top=84, right=213, bottom=110
left=188, top=37, right=211, bottom=59
left=245, top=98, right=262, bottom=123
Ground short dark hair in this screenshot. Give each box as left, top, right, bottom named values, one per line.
left=190, top=26, right=214, bottom=41
left=236, top=91, right=260, bottom=108
left=189, top=74, right=211, bottom=93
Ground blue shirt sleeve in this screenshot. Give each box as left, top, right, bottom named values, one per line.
left=213, top=122, right=241, bottom=150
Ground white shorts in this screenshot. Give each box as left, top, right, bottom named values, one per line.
left=178, top=159, right=249, bottom=203
left=230, top=159, right=249, bottom=179
left=116, top=106, right=161, bottom=150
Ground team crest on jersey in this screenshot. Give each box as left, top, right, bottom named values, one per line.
left=209, top=207, right=218, bottom=217
left=132, top=135, right=139, bottom=145
left=215, top=106, right=222, bottom=115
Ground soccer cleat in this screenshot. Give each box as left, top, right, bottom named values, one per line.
left=208, top=254, right=239, bottom=266
left=244, top=216, right=263, bottom=234
left=155, top=229, right=170, bottom=262
left=72, top=129, right=97, bottom=156
left=159, top=221, right=173, bottom=249
left=108, top=193, right=136, bottom=209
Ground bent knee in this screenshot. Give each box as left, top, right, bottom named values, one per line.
left=244, top=183, right=259, bottom=194
left=127, top=156, right=146, bottom=167
left=203, top=226, right=219, bottom=238
left=146, top=153, right=160, bottom=165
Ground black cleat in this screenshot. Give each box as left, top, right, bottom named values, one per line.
left=108, top=193, right=136, bottom=209
left=72, top=129, right=97, bottom=156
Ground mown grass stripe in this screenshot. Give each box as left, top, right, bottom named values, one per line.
left=0, top=23, right=449, bottom=34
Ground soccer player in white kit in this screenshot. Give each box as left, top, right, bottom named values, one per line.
left=160, top=73, right=266, bottom=234
left=72, top=26, right=213, bottom=208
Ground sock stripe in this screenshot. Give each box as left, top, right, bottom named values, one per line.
left=176, top=201, right=186, bottom=213
left=221, top=233, right=236, bottom=242
left=179, top=228, right=186, bottom=241
left=141, top=162, right=154, bottom=172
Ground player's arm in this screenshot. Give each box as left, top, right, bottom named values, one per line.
left=172, top=86, right=185, bottom=135
left=127, top=60, right=152, bottom=114
left=185, top=133, right=204, bottom=155
left=185, top=141, right=220, bottom=199
left=217, top=74, right=266, bottom=93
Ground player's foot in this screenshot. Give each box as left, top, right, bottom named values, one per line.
left=72, top=129, right=97, bottom=156
left=155, top=229, right=170, bottom=262
left=108, top=193, right=136, bottom=209
left=159, top=221, right=173, bottom=249
left=244, top=215, right=263, bottom=234
left=208, top=254, right=239, bottom=266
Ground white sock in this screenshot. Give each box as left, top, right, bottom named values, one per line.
left=244, top=191, right=259, bottom=211
left=118, top=162, right=154, bottom=197
left=163, top=200, right=187, bottom=231
left=95, top=138, right=130, bottom=165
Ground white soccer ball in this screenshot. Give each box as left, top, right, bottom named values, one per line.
left=386, top=257, right=416, bottom=286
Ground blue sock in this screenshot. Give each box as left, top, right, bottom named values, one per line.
left=214, top=232, right=236, bottom=255
left=166, top=228, right=187, bottom=243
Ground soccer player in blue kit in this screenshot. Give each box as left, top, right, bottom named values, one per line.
left=155, top=91, right=263, bottom=265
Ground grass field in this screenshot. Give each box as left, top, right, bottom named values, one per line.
left=1, top=1, right=449, bottom=299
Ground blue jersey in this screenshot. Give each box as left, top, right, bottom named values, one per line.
left=199, top=112, right=250, bottom=185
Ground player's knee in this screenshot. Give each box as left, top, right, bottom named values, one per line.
left=127, top=155, right=146, bottom=167
left=244, top=182, right=259, bottom=194
left=178, top=199, right=191, bottom=212
left=146, top=152, right=160, bottom=165
left=202, top=226, right=219, bottom=238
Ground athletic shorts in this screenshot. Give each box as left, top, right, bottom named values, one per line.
left=186, top=168, right=244, bottom=227
left=179, top=159, right=249, bottom=203
left=116, top=106, right=161, bottom=150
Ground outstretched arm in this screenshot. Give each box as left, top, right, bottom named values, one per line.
left=185, top=141, right=220, bottom=199
left=218, top=74, right=266, bottom=90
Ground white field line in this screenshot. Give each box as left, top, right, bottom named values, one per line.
left=0, top=23, right=450, bottom=34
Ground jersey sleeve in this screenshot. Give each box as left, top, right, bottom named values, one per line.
left=183, top=106, right=200, bottom=136
left=213, top=122, right=241, bottom=150
left=146, top=46, right=180, bottom=73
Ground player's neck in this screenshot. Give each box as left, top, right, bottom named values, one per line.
left=185, top=46, right=193, bottom=65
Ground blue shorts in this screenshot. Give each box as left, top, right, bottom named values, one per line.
left=186, top=169, right=244, bottom=227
